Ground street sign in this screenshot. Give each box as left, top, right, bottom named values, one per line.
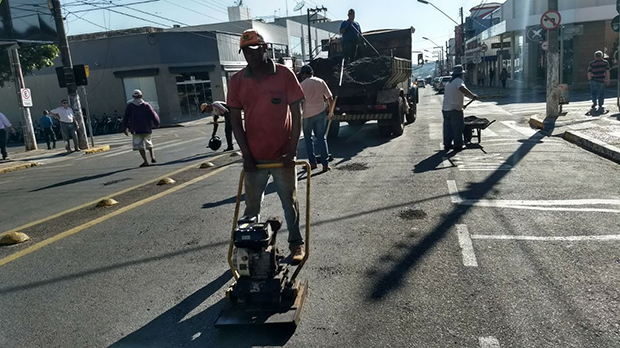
left=526, top=26, right=545, bottom=42
left=20, top=88, right=32, bottom=107
left=480, top=43, right=488, bottom=53
left=473, top=53, right=482, bottom=64
left=541, top=41, right=548, bottom=51
left=612, top=15, right=620, bottom=32
left=540, top=10, right=561, bottom=30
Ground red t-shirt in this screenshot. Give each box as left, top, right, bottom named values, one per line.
left=227, top=61, right=305, bottom=160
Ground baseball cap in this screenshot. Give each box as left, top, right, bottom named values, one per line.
left=300, top=65, right=313, bottom=75
left=239, top=29, right=266, bottom=52
left=132, top=89, right=143, bottom=97
left=451, top=65, right=465, bottom=76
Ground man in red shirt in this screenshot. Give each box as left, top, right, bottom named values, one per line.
left=228, top=29, right=306, bottom=263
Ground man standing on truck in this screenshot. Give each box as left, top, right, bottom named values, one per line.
left=340, top=9, right=362, bottom=63
left=227, top=29, right=307, bottom=264
left=299, top=64, right=334, bottom=173
left=442, top=65, right=478, bottom=152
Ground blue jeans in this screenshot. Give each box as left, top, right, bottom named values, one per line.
left=442, top=110, right=465, bottom=149
left=243, top=163, right=302, bottom=247
left=590, top=80, right=605, bottom=107
left=303, top=111, right=329, bottom=166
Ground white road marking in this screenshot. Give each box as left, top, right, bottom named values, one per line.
left=447, top=181, right=620, bottom=213
left=479, top=336, right=501, bottom=348
left=197, top=130, right=207, bottom=135
left=500, top=121, right=537, bottom=137
left=472, top=234, right=620, bottom=241
left=174, top=133, right=179, bottom=138
left=102, top=139, right=181, bottom=158
left=483, top=128, right=498, bottom=137
left=0, top=180, right=12, bottom=184
left=40, top=163, right=74, bottom=169
left=456, top=225, right=478, bottom=267
left=447, top=180, right=462, bottom=203
left=430, top=123, right=442, bottom=140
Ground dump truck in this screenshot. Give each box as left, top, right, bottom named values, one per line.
left=311, top=27, right=416, bottom=138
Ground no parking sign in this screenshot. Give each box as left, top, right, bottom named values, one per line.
left=20, top=88, right=32, bottom=107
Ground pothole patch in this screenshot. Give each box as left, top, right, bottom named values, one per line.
left=399, top=206, right=427, bottom=220
left=336, top=162, right=369, bottom=171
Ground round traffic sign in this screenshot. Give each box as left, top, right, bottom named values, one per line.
left=540, top=10, right=561, bottom=30
left=21, top=89, right=31, bottom=99
left=541, top=41, right=548, bottom=51
left=612, top=15, right=620, bottom=33
left=480, top=43, right=488, bottom=53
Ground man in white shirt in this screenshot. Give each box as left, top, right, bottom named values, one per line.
left=299, top=65, right=334, bottom=172
left=200, top=101, right=234, bottom=151
left=0, top=112, right=15, bottom=160
left=442, top=65, right=477, bottom=152
left=51, top=99, right=80, bottom=152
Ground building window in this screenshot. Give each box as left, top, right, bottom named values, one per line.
left=290, top=36, right=303, bottom=58
left=513, top=34, right=524, bottom=81
left=176, top=72, right=212, bottom=117
left=123, top=76, right=159, bottom=112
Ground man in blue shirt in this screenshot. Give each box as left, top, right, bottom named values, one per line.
left=40, top=110, right=56, bottom=150
left=340, top=9, right=361, bottom=63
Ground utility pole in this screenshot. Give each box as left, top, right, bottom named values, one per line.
left=51, top=0, right=88, bottom=149
left=307, top=6, right=327, bottom=60
left=546, top=0, right=560, bottom=117
left=460, top=7, right=464, bottom=65
left=8, top=47, right=37, bottom=151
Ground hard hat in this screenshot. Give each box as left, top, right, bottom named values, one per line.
left=208, top=136, right=222, bottom=151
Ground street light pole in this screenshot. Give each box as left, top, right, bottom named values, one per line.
left=418, top=0, right=463, bottom=65
left=546, top=0, right=560, bottom=117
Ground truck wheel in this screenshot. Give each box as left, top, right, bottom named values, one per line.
left=391, top=120, right=404, bottom=136
left=347, top=120, right=366, bottom=127
left=327, top=121, right=339, bottom=139
left=406, top=104, right=416, bottom=124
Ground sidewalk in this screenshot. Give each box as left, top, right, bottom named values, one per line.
left=528, top=103, right=620, bottom=163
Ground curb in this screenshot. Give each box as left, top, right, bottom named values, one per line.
left=529, top=115, right=600, bottom=131
left=564, top=130, right=620, bottom=163
left=84, top=145, right=110, bottom=154
left=0, top=161, right=41, bottom=174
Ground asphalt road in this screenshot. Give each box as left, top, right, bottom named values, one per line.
left=1, top=88, right=619, bottom=347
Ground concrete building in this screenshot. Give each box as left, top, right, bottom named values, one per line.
left=0, top=16, right=339, bottom=127
left=464, top=0, right=619, bottom=89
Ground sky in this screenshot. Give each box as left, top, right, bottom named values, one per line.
left=61, top=0, right=501, bottom=55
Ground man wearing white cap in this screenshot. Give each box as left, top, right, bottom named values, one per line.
left=442, top=65, right=477, bottom=152
left=122, top=89, right=160, bottom=167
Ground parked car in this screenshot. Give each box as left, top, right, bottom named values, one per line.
left=416, top=79, right=425, bottom=88
left=437, top=76, right=451, bottom=94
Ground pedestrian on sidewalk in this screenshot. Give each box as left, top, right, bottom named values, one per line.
left=122, top=89, right=160, bottom=167
left=200, top=101, right=234, bottom=151
left=500, top=68, right=508, bottom=90
left=587, top=50, right=610, bottom=112
left=228, top=29, right=307, bottom=263
left=39, top=110, right=56, bottom=150
left=51, top=99, right=80, bottom=153
left=0, top=112, right=15, bottom=161
left=442, top=65, right=478, bottom=152
left=489, top=68, right=495, bottom=87
left=478, top=69, right=485, bottom=87
left=299, top=64, right=334, bottom=173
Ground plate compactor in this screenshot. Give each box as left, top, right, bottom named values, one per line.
left=214, top=162, right=311, bottom=327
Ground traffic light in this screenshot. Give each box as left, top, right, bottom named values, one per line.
left=418, top=53, right=424, bottom=66
left=73, top=65, right=88, bottom=86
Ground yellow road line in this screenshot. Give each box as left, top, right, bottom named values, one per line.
left=0, top=164, right=234, bottom=268
left=0, top=153, right=228, bottom=238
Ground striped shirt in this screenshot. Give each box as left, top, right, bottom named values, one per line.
left=588, top=59, right=610, bottom=83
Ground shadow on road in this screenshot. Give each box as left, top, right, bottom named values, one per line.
left=413, top=150, right=457, bottom=173
left=368, top=129, right=549, bottom=301
left=0, top=242, right=228, bottom=295
left=110, top=270, right=295, bottom=348
left=30, top=167, right=136, bottom=192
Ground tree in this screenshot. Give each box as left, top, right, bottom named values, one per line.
left=0, top=44, right=59, bottom=87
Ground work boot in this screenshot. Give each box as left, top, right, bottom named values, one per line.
left=225, top=146, right=233, bottom=151
left=322, top=164, right=331, bottom=173
left=310, top=163, right=318, bottom=170
left=290, top=245, right=305, bottom=264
